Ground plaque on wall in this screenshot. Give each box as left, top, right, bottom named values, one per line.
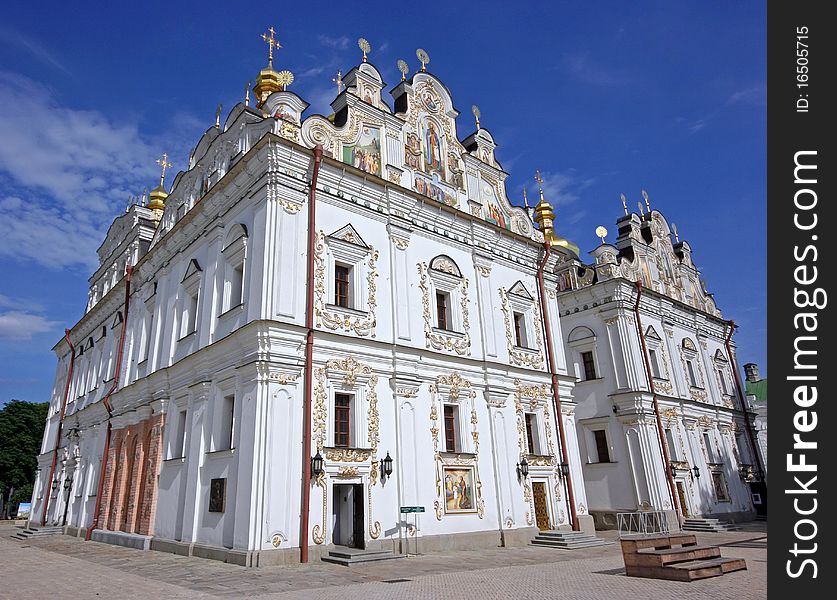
left=209, top=478, right=226, bottom=512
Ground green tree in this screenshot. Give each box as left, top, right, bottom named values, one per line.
left=0, top=400, right=49, bottom=518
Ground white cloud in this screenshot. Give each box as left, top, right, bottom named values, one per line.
left=561, top=52, right=630, bottom=87
left=0, top=309, right=59, bottom=341
left=728, top=85, right=766, bottom=106
left=0, top=72, right=169, bottom=270
left=0, top=25, right=71, bottom=75
left=318, top=35, right=350, bottom=50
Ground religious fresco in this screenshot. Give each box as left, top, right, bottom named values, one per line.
left=342, top=126, right=382, bottom=176
left=479, top=181, right=510, bottom=229
left=443, top=467, right=476, bottom=514
left=422, top=119, right=446, bottom=179
left=447, top=152, right=463, bottom=188
left=484, top=203, right=508, bottom=229
left=273, top=103, right=299, bottom=124
left=414, top=173, right=456, bottom=206
left=405, top=132, right=422, bottom=169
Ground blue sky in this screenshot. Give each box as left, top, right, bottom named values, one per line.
left=0, top=1, right=766, bottom=404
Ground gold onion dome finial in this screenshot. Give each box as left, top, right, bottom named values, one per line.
left=532, top=170, right=556, bottom=242
left=254, top=25, right=286, bottom=108
left=148, top=152, right=172, bottom=214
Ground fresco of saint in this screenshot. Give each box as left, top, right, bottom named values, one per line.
left=424, top=120, right=445, bottom=177
left=342, top=127, right=382, bottom=177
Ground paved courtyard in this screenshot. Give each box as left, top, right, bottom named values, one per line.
left=0, top=523, right=766, bottom=599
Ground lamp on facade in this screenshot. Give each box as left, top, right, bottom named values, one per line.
left=311, top=452, right=324, bottom=479
left=692, top=465, right=701, bottom=479
left=738, top=464, right=753, bottom=482
left=51, top=479, right=60, bottom=495
left=516, top=457, right=529, bottom=480
left=63, top=477, right=73, bottom=492
left=558, top=462, right=570, bottom=479
left=669, top=464, right=678, bottom=479
left=380, top=452, right=393, bottom=483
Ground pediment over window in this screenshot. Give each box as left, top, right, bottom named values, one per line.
left=568, top=326, right=596, bottom=344
left=429, top=255, right=462, bottom=278
left=328, top=224, right=369, bottom=249
left=182, top=258, right=202, bottom=283
left=682, top=337, right=697, bottom=352
left=111, top=311, right=123, bottom=329
left=508, top=280, right=534, bottom=301
left=223, top=223, right=248, bottom=249
left=713, top=349, right=728, bottom=363
left=645, top=325, right=661, bottom=340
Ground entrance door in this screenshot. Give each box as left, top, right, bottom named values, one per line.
left=332, top=484, right=365, bottom=548
left=532, top=482, right=551, bottom=530
left=676, top=481, right=690, bottom=518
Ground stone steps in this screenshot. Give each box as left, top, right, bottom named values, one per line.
left=11, top=526, right=64, bottom=541
left=681, top=518, right=742, bottom=533
left=530, top=530, right=613, bottom=550
left=321, top=547, right=404, bottom=566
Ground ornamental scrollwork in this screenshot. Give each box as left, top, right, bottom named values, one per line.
left=417, top=262, right=472, bottom=355
left=499, top=287, right=545, bottom=370
left=314, top=231, right=379, bottom=337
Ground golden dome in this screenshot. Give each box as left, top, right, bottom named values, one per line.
left=147, top=185, right=168, bottom=212
left=254, top=66, right=282, bottom=108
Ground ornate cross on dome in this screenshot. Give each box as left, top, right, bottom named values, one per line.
left=416, top=48, right=430, bottom=72
left=672, top=222, right=680, bottom=242
left=332, top=70, right=343, bottom=93
left=535, top=170, right=545, bottom=201
left=620, top=193, right=628, bottom=215
left=642, top=189, right=651, bottom=212
left=156, top=152, right=172, bottom=187
left=261, top=26, right=282, bottom=67
left=358, top=38, right=371, bottom=63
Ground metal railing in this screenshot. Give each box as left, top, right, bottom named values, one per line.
left=617, top=510, right=672, bottom=538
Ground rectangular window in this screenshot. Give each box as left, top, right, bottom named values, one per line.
left=443, top=404, right=458, bottom=452
left=334, top=264, right=351, bottom=308
left=665, top=428, right=678, bottom=460
left=436, top=292, right=451, bottom=331
left=140, top=313, right=153, bottom=362
left=525, top=413, right=539, bottom=454
left=180, top=290, right=198, bottom=338
left=649, top=348, right=661, bottom=379
left=686, top=359, right=698, bottom=387
left=581, top=351, right=597, bottom=380
left=334, top=393, right=352, bottom=447
left=223, top=263, right=244, bottom=312
left=703, top=432, right=715, bottom=463
left=177, top=409, right=188, bottom=458
left=214, top=394, right=235, bottom=451
left=513, top=312, right=528, bottom=348
left=718, top=369, right=729, bottom=395
left=593, top=429, right=610, bottom=463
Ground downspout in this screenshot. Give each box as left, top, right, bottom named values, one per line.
left=536, top=242, right=579, bottom=531
left=86, top=265, right=133, bottom=541
left=724, top=320, right=765, bottom=479
left=41, top=329, right=76, bottom=526
left=300, top=144, right=323, bottom=563
left=633, top=280, right=680, bottom=523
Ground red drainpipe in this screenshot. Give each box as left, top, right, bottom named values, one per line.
left=300, top=144, right=324, bottom=563
left=86, top=265, right=133, bottom=540
left=536, top=242, right=579, bottom=531
left=41, top=329, right=76, bottom=526
left=724, top=320, right=765, bottom=479
left=633, top=281, right=680, bottom=522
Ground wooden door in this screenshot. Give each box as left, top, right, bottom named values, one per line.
left=532, top=482, right=551, bottom=530
left=352, top=483, right=365, bottom=549
left=676, top=481, right=690, bottom=518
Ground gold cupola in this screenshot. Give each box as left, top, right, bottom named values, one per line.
left=148, top=152, right=171, bottom=222
left=254, top=26, right=285, bottom=108
left=533, top=170, right=557, bottom=243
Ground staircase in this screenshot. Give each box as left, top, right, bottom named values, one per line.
left=681, top=518, right=742, bottom=533
left=531, top=530, right=613, bottom=550
left=11, top=525, right=64, bottom=541
left=321, top=546, right=404, bottom=566
left=621, top=533, right=746, bottom=581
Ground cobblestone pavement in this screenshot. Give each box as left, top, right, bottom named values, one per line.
left=0, top=523, right=766, bottom=599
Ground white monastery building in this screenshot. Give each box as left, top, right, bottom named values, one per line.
left=30, top=31, right=764, bottom=566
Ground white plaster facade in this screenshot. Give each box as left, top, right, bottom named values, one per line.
left=32, top=57, right=593, bottom=565
left=555, top=210, right=761, bottom=527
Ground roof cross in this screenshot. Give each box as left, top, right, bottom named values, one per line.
left=261, top=26, right=282, bottom=67
left=156, top=152, right=172, bottom=188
